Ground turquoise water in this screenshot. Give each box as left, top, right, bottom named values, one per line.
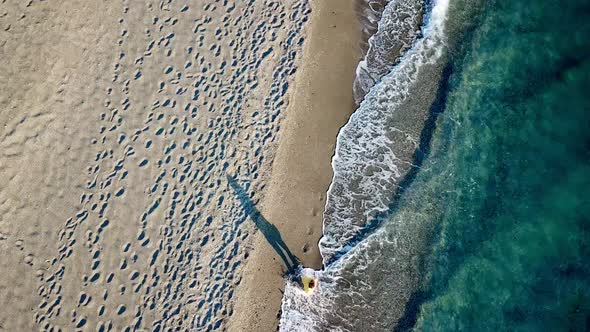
left=413, top=0, right=590, bottom=330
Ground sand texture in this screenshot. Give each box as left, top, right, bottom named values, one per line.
left=227, top=0, right=360, bottom=330
left=0, top=0, right=312, bottom=330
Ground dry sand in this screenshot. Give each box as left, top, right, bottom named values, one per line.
left=0, top=0, right=316, bottom=331
left=227, top=0, right=361, bottom=330
left=1, top=1, right=122, bottom=330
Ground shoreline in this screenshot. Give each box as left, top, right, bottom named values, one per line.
left=227, top=0, right=361, bottom=330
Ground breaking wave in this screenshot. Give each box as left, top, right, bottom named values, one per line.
left=279, top=0, right=453, bottom=330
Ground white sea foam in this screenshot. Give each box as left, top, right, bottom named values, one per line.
left=280, top=0, right=451, bottom=330
left=320, top=0, right=449, bottom=264
left=353, top=0, right=425, bottom=104
left=355, top=0, right=392, bottom=54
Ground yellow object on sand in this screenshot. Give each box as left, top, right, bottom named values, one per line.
left=301, top=268, right=317, bottom=294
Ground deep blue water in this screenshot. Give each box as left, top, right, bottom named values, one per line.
left=412, top=0, right=590, bottom=329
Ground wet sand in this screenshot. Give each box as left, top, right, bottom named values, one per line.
left=227, top=0, right=360, bottom=330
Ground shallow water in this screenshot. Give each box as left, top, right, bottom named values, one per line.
left=281, top=0, right=590, bottom=330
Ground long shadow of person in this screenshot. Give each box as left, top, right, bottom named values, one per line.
left=227, top=175, right=301, bottom=274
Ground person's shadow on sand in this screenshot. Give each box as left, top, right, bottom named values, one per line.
left=227, top=175, right=300, bottom=274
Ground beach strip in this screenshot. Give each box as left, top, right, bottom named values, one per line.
left=227, top=0, right=360, bottom=330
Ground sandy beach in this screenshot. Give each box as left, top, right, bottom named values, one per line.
left=227, top=0, right=360, bottom=330
left=1, top=0, right=358, bottom=330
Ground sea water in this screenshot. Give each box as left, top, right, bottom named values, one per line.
left=281, top=0, right=590, bottom=330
